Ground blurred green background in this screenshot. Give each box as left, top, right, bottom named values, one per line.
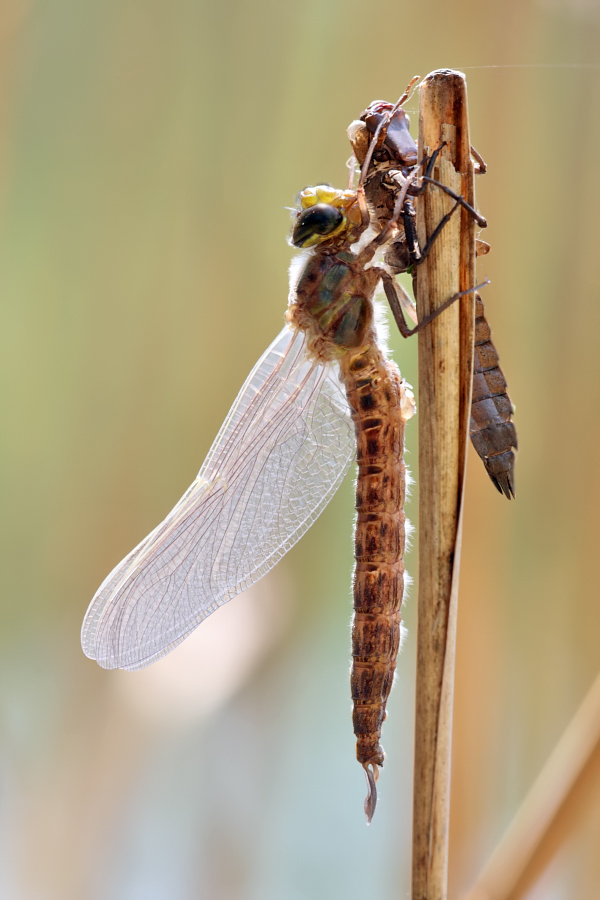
left=1, top=0, right=600, bottom=897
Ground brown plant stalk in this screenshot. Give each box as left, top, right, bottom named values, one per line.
left=412, top=69, right=477, bottom=900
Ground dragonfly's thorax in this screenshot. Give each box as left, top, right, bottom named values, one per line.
left=288, top=249, right=380, bottom=362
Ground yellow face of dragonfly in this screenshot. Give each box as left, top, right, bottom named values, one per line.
left=291, top=185, right=363, bottom=249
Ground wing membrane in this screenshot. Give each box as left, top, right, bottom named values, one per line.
left=82, top=325, right=355, bottom=670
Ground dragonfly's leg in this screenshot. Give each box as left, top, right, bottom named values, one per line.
left=401, top=200, right=419, bottom=263
left=379, top=270, right=416, bottom=338
left=380, top=270, right=489, bottom=338
left=383, top=269, right=418, bottom=325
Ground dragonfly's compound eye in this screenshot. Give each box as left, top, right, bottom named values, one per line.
left=292, top=203, right=344, bottom=247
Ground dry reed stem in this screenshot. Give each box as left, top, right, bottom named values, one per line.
left=464, top=671, right=600, bottom=900
left=412, top=69, right=476, bottom=900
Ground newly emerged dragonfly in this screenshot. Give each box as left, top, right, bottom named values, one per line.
left=82, top=87, right=485, bottom=822
left=348, top=94, right=517, bottom=496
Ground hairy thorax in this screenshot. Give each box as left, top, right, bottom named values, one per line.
left=287, top=250, right=381, bottom=363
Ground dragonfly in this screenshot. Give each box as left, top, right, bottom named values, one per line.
left=82, top=82, right=486, bottom=822
left=348, top=94, right=517, bottom=497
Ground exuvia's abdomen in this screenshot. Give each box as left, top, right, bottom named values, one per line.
left=470, top=294, right=517, bottom=498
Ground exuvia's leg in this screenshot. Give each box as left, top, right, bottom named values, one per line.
left=470, top=144, right=487, bottom=175
left=421, top=142, right=445, bottom=180
left=394, top=150, right=485, bottom=273
left=411, top=198, right=463, bottom=267
left=408, top=142, right=487, bottom=227
left=419, top=176, right=487, bottom=227
left=424, top=141, right=488, bottom=182
left=357, top=142, right=484, bottom=270
left=399, top=195, right=462, bottom=271
left=380, top=269, right=490, bottom=338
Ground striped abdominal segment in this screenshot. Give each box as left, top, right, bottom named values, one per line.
left=340, top=344, right=415, bottom=822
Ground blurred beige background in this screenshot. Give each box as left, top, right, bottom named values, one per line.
left=1, top=0, right=600, bottom=898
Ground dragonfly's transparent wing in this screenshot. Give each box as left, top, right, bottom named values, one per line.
left=82, top=325, right=355, bottom=670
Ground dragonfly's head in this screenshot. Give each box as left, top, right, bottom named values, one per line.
left=291, top=185, right=363, bottom=249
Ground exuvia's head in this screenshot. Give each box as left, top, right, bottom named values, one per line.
left=290, top=185, right=363, bottom=249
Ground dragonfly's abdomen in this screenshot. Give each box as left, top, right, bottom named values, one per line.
left=340, top=343, right=413, bottom=818
left=470, top=295, right=517, bottom=498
